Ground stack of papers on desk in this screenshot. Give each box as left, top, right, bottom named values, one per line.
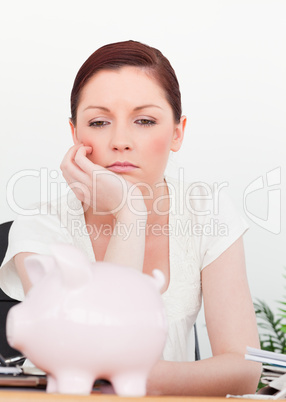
left=261, top=366, right=286, bottom=385
left=241, top=347, right=286, bottom=399
left=245, top=347, right=286, bottom=367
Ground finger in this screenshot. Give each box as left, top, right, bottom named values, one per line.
left=60, top=143, right=82, bottom=171
left=74, top=146, right=103, bottom=174
left=61, top=145, right=89, bottom=184
left=76, top=144, right=93, bottom=156
left=68, top=180, right=91, bottom=204
left=62, top=163, right=88, bottom=187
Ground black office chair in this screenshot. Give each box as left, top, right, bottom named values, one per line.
left=194, top=323, right=200, bottom=361
left=0, top=221, right=21, bottom=357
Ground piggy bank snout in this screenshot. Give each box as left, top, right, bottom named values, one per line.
left=6, top=306, right=22, bottom=349
left=6, top=308, right=16, bottom=347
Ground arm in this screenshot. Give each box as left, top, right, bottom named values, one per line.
left=103, top=203, right=147, bottom=270
left=14, top=144, right=147, bottom=294
left=14, top=208, right=146, bottom=293
left=147, top=236, right=261, bottom=396
left=61, top=144, right=147, bottom=270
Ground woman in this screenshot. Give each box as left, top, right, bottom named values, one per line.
left=0, top=40, right=261, bottom=395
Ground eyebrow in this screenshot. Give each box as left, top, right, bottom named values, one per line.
left=83, top=104, right=163, bottom=112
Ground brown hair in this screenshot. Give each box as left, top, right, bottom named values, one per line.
left=70, top=40, right=182, bottom=124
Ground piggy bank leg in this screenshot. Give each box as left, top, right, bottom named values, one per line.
left=111, top=372, right=147, bottom=397
left=46, top=375, right=58, bottom=393
left=47, top=371, right=95, bottom=395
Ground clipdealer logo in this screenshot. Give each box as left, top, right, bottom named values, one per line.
left=243, top=167, right=281, bottom=234
left=5, top=166, right=282, bottom=235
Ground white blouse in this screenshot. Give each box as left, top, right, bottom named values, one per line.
left=0, top=176, right=248, bottom=362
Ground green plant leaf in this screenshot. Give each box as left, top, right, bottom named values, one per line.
left=254, top=295, right=286, bottom=353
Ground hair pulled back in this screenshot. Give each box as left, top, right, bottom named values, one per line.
left=70, top=40, right=182, bottom=124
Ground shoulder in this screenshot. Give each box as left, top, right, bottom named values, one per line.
left=165, top=174, right=246, bottom=223
left=11, top=189, right=83, bottom=234
left=6, top=190, right=86, bottom=259
left=165, top=175, right=249, bottom=270
left=166, top=174, right=231, bottom=219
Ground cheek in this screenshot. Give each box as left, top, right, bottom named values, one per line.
left=149, top=135, right=172, bottom=155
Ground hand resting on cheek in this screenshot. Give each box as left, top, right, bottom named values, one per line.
left=60, top=144, right=145, bottom=218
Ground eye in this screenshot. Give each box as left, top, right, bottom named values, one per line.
left=135, top=119, right=156, bottom=127
left=89, top=120, right=110, bottom=128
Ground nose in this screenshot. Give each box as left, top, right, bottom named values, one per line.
left=110, top=123, right=133, bottom=151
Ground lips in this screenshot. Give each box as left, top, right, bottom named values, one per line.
left=106, top=161, right=138, bottom=173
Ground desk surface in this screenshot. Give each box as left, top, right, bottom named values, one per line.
left=0, top=391, right=255, bottom=402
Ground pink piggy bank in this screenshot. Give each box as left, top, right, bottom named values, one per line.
left=6, top=244, right=167, bottom=396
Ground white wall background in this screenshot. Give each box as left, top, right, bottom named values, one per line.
left=0, top=0, right=285, bottom=359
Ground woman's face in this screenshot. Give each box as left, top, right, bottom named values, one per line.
left=70, top=66, right=186, bottom=187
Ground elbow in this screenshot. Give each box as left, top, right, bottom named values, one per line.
left=218, top=353, right=262, bottom=396
left=235, top=361, right=262, bottom=395
left=248, top=362, right=263, bottom=394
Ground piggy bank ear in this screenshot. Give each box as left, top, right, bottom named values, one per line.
left=51, top=243, right=92, bottom=290
left=24, top=255, right=56, bottom=286
left=152, top=269, right=165, bottom=291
